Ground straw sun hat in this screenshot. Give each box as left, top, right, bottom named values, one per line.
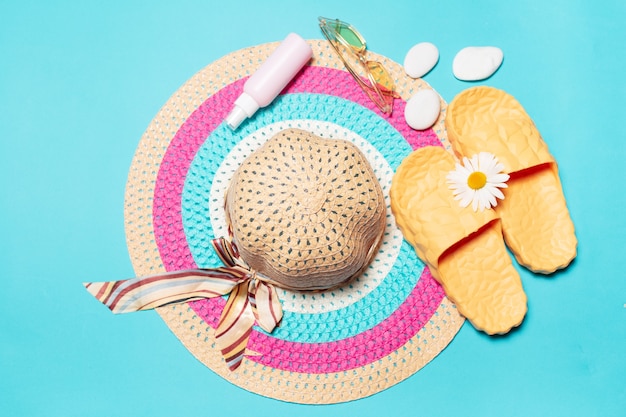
left=101, top=39, right=463, bottom=403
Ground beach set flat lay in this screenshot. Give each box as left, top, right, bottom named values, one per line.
left=81, top=16, right=578, bottom=404
left=8, top=2, right=626, bottom=415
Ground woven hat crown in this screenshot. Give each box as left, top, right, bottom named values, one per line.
left=225, top=128, right=386, bottom=291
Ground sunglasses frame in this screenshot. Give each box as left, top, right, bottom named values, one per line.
left=318, top=17, right=397, bottom=115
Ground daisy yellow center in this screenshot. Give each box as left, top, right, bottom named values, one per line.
left=467, top=171, right=487, bottom=190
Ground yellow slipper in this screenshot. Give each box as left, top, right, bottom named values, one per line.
left=446, top=86, right=577, bottom=274
left=390, top=146, right=527, bottom=335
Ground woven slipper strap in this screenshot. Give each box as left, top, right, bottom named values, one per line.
left=446, top=86, right=555, bottom=175
left=391, top=146, right=498, bottom=280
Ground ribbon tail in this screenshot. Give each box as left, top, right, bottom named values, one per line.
left=83, top=269, right=243, bottom=314
left=214, top=281, right=256, bottom=371
left=249, top=279, right=283, bottom=333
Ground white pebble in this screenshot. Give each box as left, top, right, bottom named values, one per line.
left=403, top=42, right=439, bottom=78
left=452, top=46, right=503, bottom=81
left=404, top=89, right=441, bottom=131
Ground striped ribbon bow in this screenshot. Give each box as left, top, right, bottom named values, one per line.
left=84, top=237, right=283, bottom=371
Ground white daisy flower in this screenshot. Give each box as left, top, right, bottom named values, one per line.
left=446, top=152, right=510, bottom=212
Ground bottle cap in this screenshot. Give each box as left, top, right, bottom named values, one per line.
left=225, top=92, right=260, bottom=130
left=225, top=106, right=248, bottom=130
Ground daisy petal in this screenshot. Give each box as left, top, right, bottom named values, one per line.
left=491, top=187, right=505, bottom=200
left=461, top=157, right=473, bottom=172
left=494, top=162, right=506, bottom=173
left=478, top=152, right=496, bottom=173
left=458, top=189, right=474, bottom=207
left=490, top=173, right=510, bottom=184
left=468, top=155, right=480, bottom=171
left=447, top=170, right=466, bottom=184
left=474, top=189, right=487, bottom=210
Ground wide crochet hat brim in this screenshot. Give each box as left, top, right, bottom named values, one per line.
left=123, top=39, right=463, bottom=404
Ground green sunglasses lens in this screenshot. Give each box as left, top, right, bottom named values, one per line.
left=335, top=22, right=364, bottom=49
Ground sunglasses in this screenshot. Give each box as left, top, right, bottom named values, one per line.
left=318, top=17, right=398, bottom=115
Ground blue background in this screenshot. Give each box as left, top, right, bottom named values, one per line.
left=1, top=1, right=624, bottom=416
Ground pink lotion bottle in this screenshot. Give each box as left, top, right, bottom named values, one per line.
left=225, top=33, right=313, bottom=130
